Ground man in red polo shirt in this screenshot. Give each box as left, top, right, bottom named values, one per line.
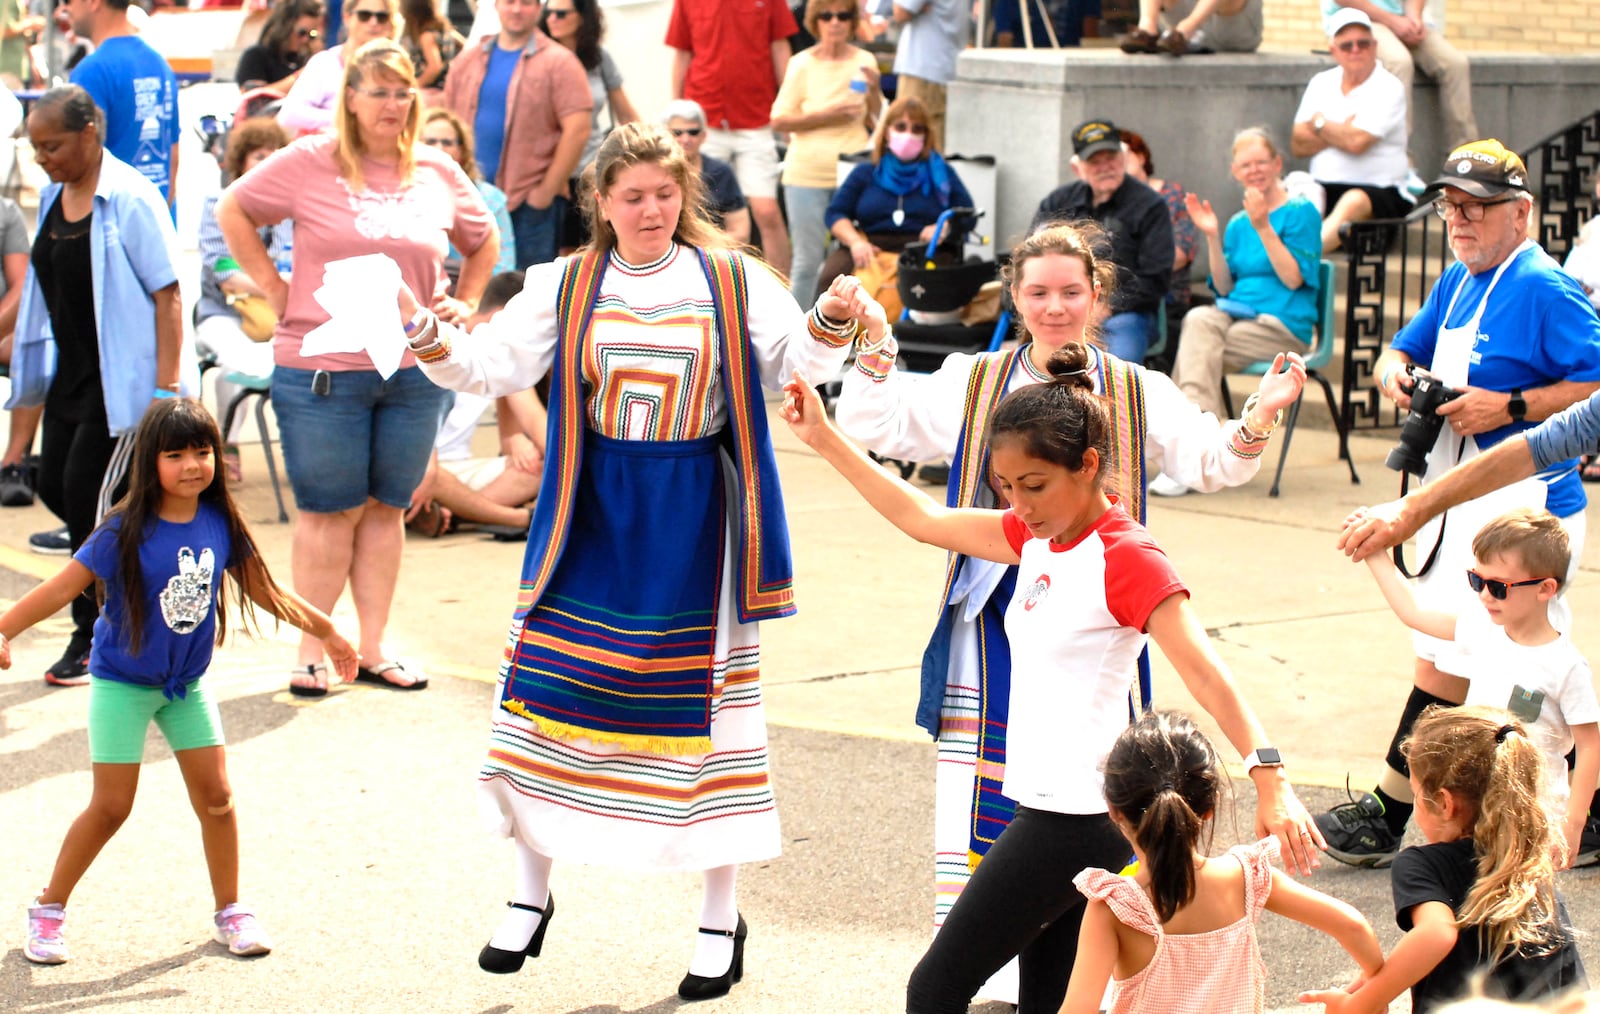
left=667, top=0, right=797, bottom=275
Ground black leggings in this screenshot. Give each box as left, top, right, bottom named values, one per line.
left=37, top=406, right=132, bottom=641
left=906, top=807, right=1129, bottom=1014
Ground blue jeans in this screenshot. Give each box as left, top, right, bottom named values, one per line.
left=511, top=197, right=567, bottom=268
left=783, top=184, right=834, bottom=302
left=1100, top=311, right=1155, bottom=365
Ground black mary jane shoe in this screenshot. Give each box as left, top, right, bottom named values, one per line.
left=676, top=913, right=748, bottom=1001
left=477, top=893, right=555, bottom=974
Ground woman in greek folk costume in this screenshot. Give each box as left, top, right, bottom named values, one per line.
left=396, top=121, right=866, bottom=1002
left=834, top=220, right=1316, bottom=1005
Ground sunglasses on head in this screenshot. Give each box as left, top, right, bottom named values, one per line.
left=1466, top=569, right=1551, bottom=600
left=1334, top=37, right=1373, bottom=52
left=353, top=8, right=391, bottom=22
left=671, top=127, right=702, bottom=137
left=815, top=9, right=855, bottom=21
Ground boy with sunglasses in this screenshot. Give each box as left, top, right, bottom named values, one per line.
left=1360, top=506, right=1599, bottom=870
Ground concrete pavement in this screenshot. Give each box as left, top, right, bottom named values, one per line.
left=1, top=409, right=1598, bottom=1013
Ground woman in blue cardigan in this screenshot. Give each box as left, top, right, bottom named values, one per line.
left=817, top=95, right=972, bottom=298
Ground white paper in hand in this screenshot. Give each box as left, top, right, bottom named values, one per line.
left=300, top=254, right=408, bottom=378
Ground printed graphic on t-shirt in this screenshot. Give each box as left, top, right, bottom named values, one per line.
left=344, top=179, right=437, bottom=242
left=132, top=76, right=171, bottom=188
left=1022, top=573, right=1051, bottom=611
left=1508, top=684, right=1545, bottom=724
left=159, top=547, right=215, bottom=635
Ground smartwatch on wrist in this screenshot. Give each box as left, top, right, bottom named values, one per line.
left=1243, top=747, right=1283, bottom=773
left=1508, top=388, right=1527, bottom=422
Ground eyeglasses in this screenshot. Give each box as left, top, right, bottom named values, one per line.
left=1433, top=196, right=1518, bottom=222
left=1333, top=37, right=1373, bottom=53
left=352, top=8, right=392, bottom=23
left=815, top=10, right=855, bottom=21
left=544, top=6, right=575, bottom=17
left=889, top=122, right=927, bottom=135
left=421, top=136, right=459, bottom=148
left=353, top=86, right=416, bottom=104
left=295, top=27, right=319, bottom=38
left=1466, top=570, right=1551, bottom=600
left=671, top=127, right=702, bottom=138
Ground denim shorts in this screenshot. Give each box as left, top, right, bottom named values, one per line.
left=89, top=676, right=224, bottom=763
left=271, top=365, right=449, bottom=513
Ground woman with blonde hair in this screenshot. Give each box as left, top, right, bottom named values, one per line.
left=394, top=121, right=869, bottom=1000
left=278, top=0, right=399, bottom=135
left=216, top=39, right=497, bottom=696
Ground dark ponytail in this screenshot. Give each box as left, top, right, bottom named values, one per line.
left=986, top=342, right=1109, bottom=476
left=1102, top=711, right=1225, bottom=922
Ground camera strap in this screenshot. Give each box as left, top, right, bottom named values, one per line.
left=1391, top=436, right=1466, bottom=580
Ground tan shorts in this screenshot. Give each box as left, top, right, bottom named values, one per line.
left=701, top=127, right=782, bottom=200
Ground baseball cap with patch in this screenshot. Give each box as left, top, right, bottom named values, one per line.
left=1072, top=119, right=1121, bottom=159
left=1419, top=139, right=1530, bottom=201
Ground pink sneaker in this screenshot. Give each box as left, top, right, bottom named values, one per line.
left=212, top=903, right=272, bottom=957
left=25, top=900, right=68, bottom=964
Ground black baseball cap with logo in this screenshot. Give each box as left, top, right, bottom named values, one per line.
left=1072, top=119, right=1122, bottom=159
left=1419, top=139, right=1531, bottom=201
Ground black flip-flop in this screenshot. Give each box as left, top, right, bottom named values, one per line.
left=354, top=660, right=429, bottom=691
left=288, top=663, right=329, bottom=698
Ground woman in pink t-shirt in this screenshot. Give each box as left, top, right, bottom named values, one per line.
left=215, top=39, right=497, bottom=696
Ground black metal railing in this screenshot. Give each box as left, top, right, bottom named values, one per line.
left=1526, top=110, right=1600, bottom=263
left=1337, top=110, right=1600, bottom=434
left=1338, top=208, right=1452, bottom=433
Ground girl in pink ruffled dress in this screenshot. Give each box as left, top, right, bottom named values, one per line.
left=1062, top=711, right=1386, bottom=1014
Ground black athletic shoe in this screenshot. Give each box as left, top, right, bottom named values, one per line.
left=44, top=639, right=91, bottom=687
left=0, top=463, right=34, bottom=507
left=28, top=526, right=70, bottom=555
left=1314, top=784, right=1401, bottom=868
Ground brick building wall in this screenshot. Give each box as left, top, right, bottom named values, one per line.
left=1258, top=1, right=1600, bottom=55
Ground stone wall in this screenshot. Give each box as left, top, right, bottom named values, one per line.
left=945, top=48, right=1600, bottom=267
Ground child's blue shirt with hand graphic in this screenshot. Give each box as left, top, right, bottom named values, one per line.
left=76, top=502, right=238, bottom=699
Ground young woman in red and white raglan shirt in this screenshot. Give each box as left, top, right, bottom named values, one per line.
left=781, top=340, right=1321, bottom=1013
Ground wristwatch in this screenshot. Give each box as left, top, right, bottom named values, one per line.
left=1508, top=387, right=1527, bottom=422
left=1243, top=748, right=1283, bottom=772
left=1312, top=114, right=1327, bottom=134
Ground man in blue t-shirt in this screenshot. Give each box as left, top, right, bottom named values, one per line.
left=68, top=0, right=180, bottom=210
left=1318, top=139, right=1600, bottom=869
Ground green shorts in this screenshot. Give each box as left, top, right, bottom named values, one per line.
left=88, top=676, right=225, bottom=764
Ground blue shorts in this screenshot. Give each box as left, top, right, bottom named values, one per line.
left=272, top=365, right=449, bottom=513
left=89, top=676, right=224, bottom=763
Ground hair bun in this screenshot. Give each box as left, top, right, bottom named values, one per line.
left=1044, top=343, right=1094, bottom=392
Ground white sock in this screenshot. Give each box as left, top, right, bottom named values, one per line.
left=489, top=840, right=552, bottom=952
left=688, top=865, right=738, bottom=977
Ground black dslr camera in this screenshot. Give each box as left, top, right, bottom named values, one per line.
left=1385, top=366, right=1465, bottom=477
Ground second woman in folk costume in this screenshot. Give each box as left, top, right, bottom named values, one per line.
left=395, top=122, right=866, bottom=1002
left=834, top=220, right=1317, bottom=1003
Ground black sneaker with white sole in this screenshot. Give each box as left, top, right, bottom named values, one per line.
left=1314, top=786, right=1401, bottom=868
left=28, top=526, right=71, bottom=555
left=44, top=638, right=92, bottom=687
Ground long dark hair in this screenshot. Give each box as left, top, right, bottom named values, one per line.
left=260, top=0, right=325, bottom=58
left=1102, top=710, right=1226, bottom=922
left=104, top=399, right=310, bottom=656
left=986, top=342, right=1109, bottom=477
left=399, top=0, right=447, bottom=39
left=540, top=0, right=605, bottom=70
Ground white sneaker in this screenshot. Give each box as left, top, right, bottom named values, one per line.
left=1148, top=473, right=1190, bottom=497
left=1405, top=169, right=1428, bottom=197
left=213, top=903, right=272, bottom=956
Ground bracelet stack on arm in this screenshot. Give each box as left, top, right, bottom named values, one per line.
left=405, top=309, right=451, bottom=364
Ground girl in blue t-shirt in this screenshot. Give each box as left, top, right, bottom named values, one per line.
left=0, top=398, right=358, bottom=966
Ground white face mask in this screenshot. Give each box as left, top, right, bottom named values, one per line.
left=887, top=130, right=924, bottom=161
